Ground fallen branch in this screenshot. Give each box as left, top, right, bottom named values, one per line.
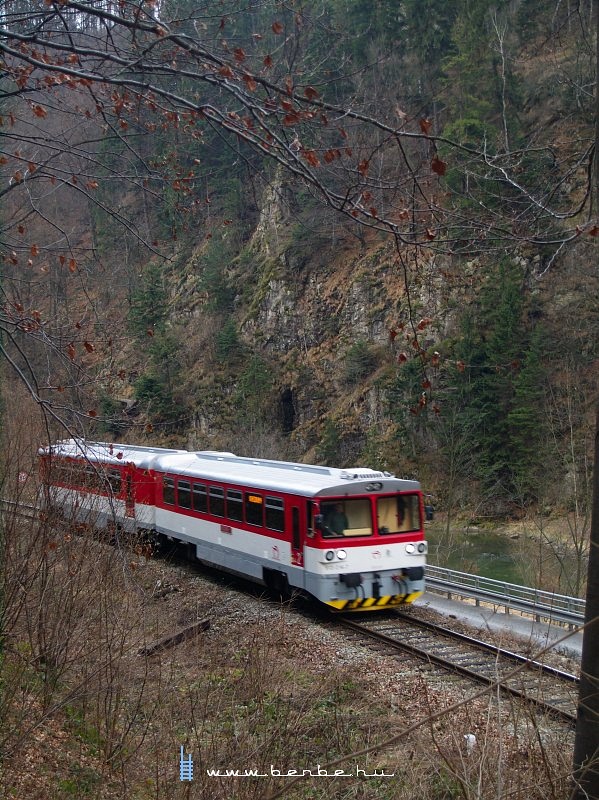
left=138, top=619, right=210, bottom=656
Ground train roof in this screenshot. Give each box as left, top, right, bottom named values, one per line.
left=39, top=439, right=188, bottom=470
left=41, top=439, right=421, bottom=497
left=157, top=451, right=421, bottom=496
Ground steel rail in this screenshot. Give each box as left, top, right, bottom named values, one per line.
left=339, top=614, right=578, bottom=725
left=393, top=611, right=579, bottom=683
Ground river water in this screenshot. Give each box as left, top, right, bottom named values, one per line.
left=425, top=523, right=586, bottom=597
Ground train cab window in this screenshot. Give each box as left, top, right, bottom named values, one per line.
left=265, top=497, right=284, bottom=532
left=192, top=483, right=208, bottom=513
left=163, top=477, right=175, bottom=505
left=319, top=499, right=372, bottom=538
left=209, top=486, right=225, bottom=517
left=245, top=492, right=264, bottom=526
left=178, top=480, right=192, bottom=509
left=226, top=489, right=243, bottom=521
left=377, top=494, right=421, bottom=534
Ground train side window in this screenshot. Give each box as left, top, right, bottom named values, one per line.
left=178, top=480, right=192, bottom=509
left=86, top=465, right=107, bottom=493
left=74, top=463, right=87, bottom=487
left=245, top=492, right=263, bottom=526
left=227, top=489, right=243, bottom=521
left=108, top=469, right=122, bottom=495
left=265, top=497, right=284, bottom=532
left=62, top=462, right=79, bottom=487
left=73, top=464, right=84, bottom=486
left=163, top=477, right=175, bottom=505
left=84, top=466, right=96, bottom=489
left=192, top=483, right=208, bottom=513
left=55, top=463, right=74, bottom=486
left=209, top=486, right=225, bottom=517
left=92, top=466, right=103, bottom=491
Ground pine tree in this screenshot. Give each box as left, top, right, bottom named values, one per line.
left=507, top=325, right=548, bottom=501
left=449, top=259, right=531, bottom=509
left=128, top=262, right=169, bottom=338
left=476, top=258, right=525, bottom=497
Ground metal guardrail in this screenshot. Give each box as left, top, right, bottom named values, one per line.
left=426, top=564, right=585, bottom=627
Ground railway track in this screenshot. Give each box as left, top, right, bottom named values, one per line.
left=339, top=611, right=579, bottom=725
left=2, top=497, right=582, bottom=726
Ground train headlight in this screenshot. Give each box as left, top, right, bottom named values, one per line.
left=417, top=542, right=427, bottom=554
left=337, top=549, right=347, bottom=560
left=325, top=550, right=335, bottom=561
left=405, top=543, right=416, bottom=554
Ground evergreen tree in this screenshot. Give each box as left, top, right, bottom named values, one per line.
left=128, top=262, right=169, bottom=338
left=134, top=373, right=178, bottom=423
left=331, top=0, right=405, bottom=63
left=215, top=319, right=242, bottom=360
left=198, top=237, right=236, bottom=315
left=402, top=0, right=458, bottom=102
left=128, top=263, right=183, bottom=427
left=476, top=258, right=525, bottom=495
left=234, top=355, right=273, bottom=425
left=342, top=339, right=378, bottom=386
left=439, top=0, right=522, bottom=207
left=449, top=258, right=541, bottom=509
left=507, top=324, right=549, bottom=501
left=442, top=0, right=500, bottom=122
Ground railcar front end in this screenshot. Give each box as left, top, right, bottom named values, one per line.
left=303, top=481, right=426, bottom=611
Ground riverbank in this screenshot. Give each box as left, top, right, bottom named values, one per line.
left=429, top=510, right=589, bottom=541
left=425, top=513, right=588, bottom=597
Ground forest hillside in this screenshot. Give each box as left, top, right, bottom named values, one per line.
left=1, top=3, right=598, bottom=799
left=1, top=0, right=597, bottom=519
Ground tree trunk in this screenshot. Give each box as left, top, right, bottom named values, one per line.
left=572, top=410, right=599, bottom=797
left=571, top=4, right=599, bottom=792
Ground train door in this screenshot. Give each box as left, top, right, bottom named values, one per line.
left=290, top=505, right=304, bottom=567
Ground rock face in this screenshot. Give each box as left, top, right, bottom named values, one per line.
left=189, top=177, right=438, bottom=464
left=249, top=171, right=290, bottom=261
left=154, top=163, right=596, bottom=491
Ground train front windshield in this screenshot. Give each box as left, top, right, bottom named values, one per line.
left=319, top=498, right=372, bottom=537
left=376, top=494, right=421, bottom=534
left=317, top=493, right=422, bottom=539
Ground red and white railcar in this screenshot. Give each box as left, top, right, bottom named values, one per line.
left=40, top=439, right=427, bottom=611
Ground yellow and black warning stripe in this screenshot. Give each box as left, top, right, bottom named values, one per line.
left=326, top=591, right=423, bottom=612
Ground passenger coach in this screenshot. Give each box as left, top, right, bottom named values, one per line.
left=40, top=439, right=427, bottom=611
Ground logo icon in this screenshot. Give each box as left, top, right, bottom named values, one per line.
left=180, top=746, right=194, bottom=782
